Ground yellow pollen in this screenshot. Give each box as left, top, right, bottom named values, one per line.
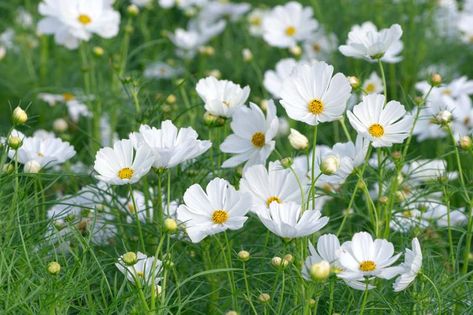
left=250, top=16, right=261, bottom=26
left=285, top=26, right=296, bottom=37
left=212, top=210, right=229, bottom=224
left=442, top=88, right=451, bottom=96
left=223, top=100, right=231, bottom=107
left=78, top=14, right=92, bottom=25
left=402, top=210, right=412, bottom=218
left=37, top=152, right=44, bottom=157
left=368, top=123, right=384, bottom=138
left=63, top=92, right=75, bottom=101
left=137, top=271, right=144, bottom=278
left=308, top=99, right=324, bottom=115
left=365, top=83, right=376, bottom=93
left=128, top=203, right=135, bottom=213
left=266, top=196, right=281, bottom=207
left=359, top=260, right=376, bottom=272
left=118, top=167, right=134, bottom=180
left=251, top=132, right=266, bottom=148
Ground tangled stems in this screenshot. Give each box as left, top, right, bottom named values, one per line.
left=421, top=272, right=442, bottom=313
left=241, top=260, right=258, bottom=315
left=129, top=184, right=146, bottom=252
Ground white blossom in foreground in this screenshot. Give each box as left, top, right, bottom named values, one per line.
left=339, top=22, right=403, bottom=63
left=220, top=101, right=278, bottom=169
left=393, top=238, right=422, bottom=292
left=37, top=0, right=120, bottom=49
left=129, top=121, right=211, bottom=169
left=256, top=202, right=328, bottom=239
left=94, top=139, right=154, bottom=185
left=176, top=178, right=251, bottom=243
left=347, top=94, right=413, bottom=147
left=262, top=1, right=318, bottom=48
left=116, top=252, right=162, bottom=287
left=280, top=61, right=351, bottom=125
left=196, top=76, right=250, bottom=118
left=338, top=232, right=402, bottom=283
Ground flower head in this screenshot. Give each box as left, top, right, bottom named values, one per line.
left=393, top=238, right=422, bottom=292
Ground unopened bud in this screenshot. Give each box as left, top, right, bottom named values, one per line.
left=271, top=256, right=288, bottom=268
left=288, top=128, right=308, bottom=150
left=53, top=118, right=68, bottom=133
left=127, top=4, right=140, bottom=16
left=242, top=48, right=253, bottom=62
left=258, top=293, right=271, bottom=303
left=8, top=135, right=22, bottom=149
left=238, top=250, right=250, bottom=262
left=203, top=112, right=225, bottom=127
left=12, top=106, right=28, bottom=124
left=280, top=157, right=293, bottom=168
left=199, top=46, right=215, bottom=56
left=2, top=163, right=14, bottom=174
left=430, top=73, right=442, bottom=87
left=47, top=261, right=61, bottom=275
left=166, top=94, right=176, bottom=104
left=435, top=110, right=452, bottom=125
left=391, top=151, right=401, bottom=160
left=320, top=155, right=340, bottom=175
left=283, top=254, right=294, bottom=264
left=309, top=260, right=330, bottom=281
left=122, top=252, right=138, bottom=266
left=226, top=311, right=238, bottom=315
left=164, top=218, right=178, bottom=233
left=289, top=45, right=302, bottom=56
left=379, top=196, right=389, bottom=205
left=459, top=136, right=472, bottom=150
left=348, top=76, right=360, bottom=89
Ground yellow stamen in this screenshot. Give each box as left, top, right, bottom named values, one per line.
left=285, top=26, right=296, bottom=37
left=368, top=123, right=384, bottom=138
left=312, top=43, right=321, bottom=52
left=251, top=132, right=266, bottom=148
left=118, top=167, right=134, bottom=180
left=212, top=210, right=229, bottom=224
left=266, top=196, right=281, bottom=207
left=365, top=83, right=376, bottom=93
left=78, top=14, right=92, bottom=25
left=359, top=260, right=376, bottom=272
left=63, top=92, right=75, bottom=101
left=308, top=99, right=324, bottom=115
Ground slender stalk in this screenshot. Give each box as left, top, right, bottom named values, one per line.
left=422, top=273, right=442, bottom=314
left=378, top=59, right=388, bottom=105
left=359, top=282, right=370, bottom=315
left=242, top=261, right=258, bottom=315
left=129, top=185, right=146, bottom=252
left=310, top=125, right=318, bottom=208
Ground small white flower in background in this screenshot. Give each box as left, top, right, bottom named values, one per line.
left=393, top=238, right=422, bottom=292
left=129, top=120, right=211, bottom=169
left=16, top=7, right=34, bottom=28
left=302, top=28, right=338, bottom=61
left=280, top=61, right=352, bottom=126
left=196, top=76, right=250, bottom=118
left=247, top=8, right=267, bottom=37
left=424, top=203, right=467, bottom=227
left=339, top=22, right=403, bottom=63
left=390, top=209, right=427, bottom=233
left=66, top=99, right=92, bottom=122
left=144, top=62, right=183, bottom=80
left=407, top=159, right=447, bottom=183
left=159, top=0, right=207, bottom=10
left=338, top=232, right=402, bottom=285
left=277, top=117, right=290, bottom=137
left=94, top=139, right=154, bottom=185
left=197, top=1, right=250, bottom=24
left=240, top=162, right=307, bottom=213
left=220, top=101, right=279, bottom=169
left=0, top=28, right=17, bottom=56
left=362, top=72, right=384, bottom=94
left=131, top=0, right=152, bottom=7
left=8, top=135, right=76, bottom=170
left=263, top=58, right=300, bottom=98
left=176, top=178, right=251, bottom=243
left=288, top=128, right=309, bottom=150
left=37, top=92, right=91, bottom=122
left=37, top=0, right=120, bottom=50
left=262, top=1, right=318, bottom=48
left=116, top=252, right=162, bottom=287
left=256, top=201, right=328, bottom=239
left=457, top=13, right=473, bottom=44
left=347, top=94, right=413, bottom=147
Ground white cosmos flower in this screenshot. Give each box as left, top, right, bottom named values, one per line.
left=424, top=204, right=467, bottom=227
left=94, top=139, right=154, bottom=185
left=338, top=232, right=402, bottom=282
left=37, top=0, right=120, bottom=50
left=131, top=0, right=152, bottom=7
left=129, top=121, right=211, bottom=169
left=247, top=8, right=267, bottom=37
left=257, top=202, right=328, bottom=239
left=263, top=58, right=300, bottom=98
left=197, top=1, right=250, bottom=23
left=280, top=61, right=351, bottom=125
left=262, top=1, right=318, bottom=48
left=362, top=72, right=384, bottom=94
left=144, top=62, right=183, bottom=80
left=196, top=76, right=250, bottom=118
left=347, top=94, right=413, bottom=147
left=393, top=238, right=422, bottom=292
left=302, top=28, right=338, bottom=61
left=339, top=22, right=403, bottom=63
left=407, top=159, right=448, bottom=183
left=240, top=162, right=307, bottom=213
left=9, top=135, right=76, bottom=169
left=116, top=252, right=162, bottom=287
left=176, top=178, right=251, bottom=243
left=458, top=13, right=473, bottom=43
left=390, top=210, right=428, bottom=233
left=159, top=0, right=207, bottom=10
left=220, top=101, right=279, bottom=169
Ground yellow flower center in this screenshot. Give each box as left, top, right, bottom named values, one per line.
left=312, top=43, right=321, bottom=52
left=251, top=132, right=266, bottom=148
left=308, top=99, right=324, bottom=115
left=137, top=271, right=145, bottom=278
left=365, top=83, right=376, bottom=93
left=368, top=123, right=384, bottom=138
left=212, top=210, right=229, bottom=224
left=250, top=16, right=261, bottom=26
left=402, top=210, right=412, bottom=218
left=442, top=88, right=451, bottom=96
left=128, top=203, right=135, bottom=213
left=285, top=26, right=296, bottom=37
left=359, top=260, right=376, bottom=272
left=63, top=92, right=75, bottom=101
left=37, top=152, right=44, bottom=157
left=78, top=14, right=92, bottom=25
left=266, top=196, right=281, bottom=207
left=118, top=167, right=134, bottom=180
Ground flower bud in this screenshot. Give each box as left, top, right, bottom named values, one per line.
left=156, top=285, right=162, bottom=296
left=24, top=160, right=41, bottom=173
left=53, top=118, right=68, bottom=133
left=164, top=218, right=178, bottom=233
left=93, top=46, right=104, bottom=57
left=395, top=191, right=407, bottom=202
left=258, top=293, right=270, bottom=303
left=430, top=73, right=442, bottom=87
left=207, top=69, right=221, bottom=79
left=347, top=76, right=360, bottom=89
left=308, top=298, right=317, bottom=307
left=242, top=48, right=253, bottom=62
left=283, top=254, right=294, bottom=264
left=379, top=196, right=389, bottom=205
left=226, top=311, right=238, bottom=315
left=391, top=151, right=401, bottom=160
left=122, top=252, right=138, bottom=266
left=435, top=110, right=452, bottom=125
left=280, top=157, right=293, bottom=168
left=288, top=128, right=308, bottom=150
left=12, top=106, right=28, bottom=125
left=459, top=136, right=472, bottom=150
left=309, top=260, right=330, bottom=281
left=166, top=94, right=177, bottom=104
left=8, top=135, right=22, bottom=149
left=127, top=4, right=140, bottom=16
left=203, top=112, right=225, bottom=127
left=271, top=256, right=288, bottom=268
left=2, top=163, right=14, bottom=174
left=289, top=45, right=302, bottom=56
left=199, top=46, right=215, bottom=56
left=320, top=155, right=340, bottom=175
left=47, top=261, right=61, bottom=275
left=238, top=250, right=250, bottom=262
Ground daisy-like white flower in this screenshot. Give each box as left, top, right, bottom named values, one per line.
left=393, top=238, right=422, bottom=292
left=240, top=162, right=307, bottom=213
left=257, top=202, right=328, bottom=239
left=407, top=159, right=448, bottom=183
left=263, top=58, right=300, bottom=98
left=390, top=209, right=427, bottom=233
left=262, top=1, right=318, bottom=48
left=424, top=204, right=467, bottom=227
left=280, top=61, right=351, bottom=125
left=458, top=13, right=473, bottom=44
left=176, top=178, right=251, bottom=243
left=94, top=139, right=154, bottom=185
left=338, top=232, right=402, bottom=282
left=197, top=1, right=250, bottom=23
left=116, top=252, right=162, bottom=286
left=362, top=72, right=384, bottom=94
left=37, top=0, right=120, bottom=50
left=196, top=76, right=250, bottom=118
left=347, top=94, right=413, bottom=147
left=144, top=62, right=183, bottom=80
left=131, top=0, right=152, bottom=7
left=129, top=121, right=211, bottom=170
left=339, top=22, right=403, bottom=63
left=302, top=28, right=338, bottom=61
left=159, top=0, right=206, bottom=10
left=220, top=101, right=279, bottom=169
left=247, top=8, right=267, bottom=37
left=9, top=135, right=76, bottom=169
